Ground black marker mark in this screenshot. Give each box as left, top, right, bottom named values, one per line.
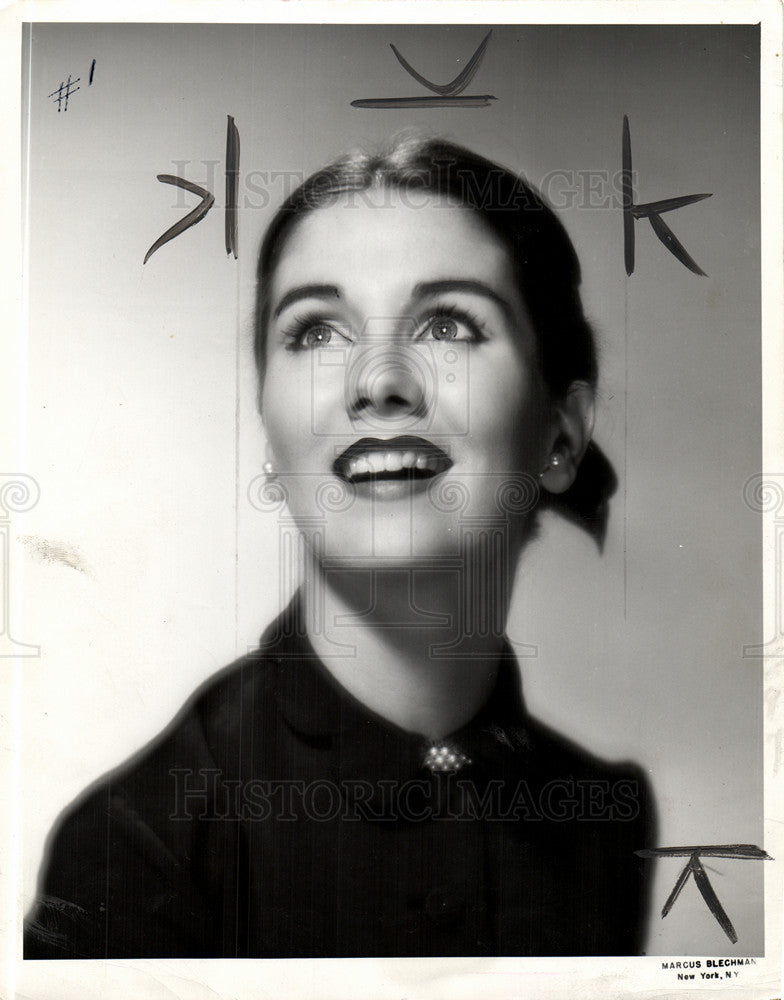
left=48, top=75, right=80, bottom=112
left=143, top=175, right=215, bottom=265
left=622, top=115, right=712, bottom=276
left=635, top=844, right=772, bottom=943
left=145, top=115, right=242, bottom=264
left=352, top=96, right=496, bottom=110
left=621, top=118, right=635, bottom=276
left=89, top=59, right=96, bottom=85
left=225, top=115, right=240, bottom=259
left=352, top=30, right=496, bottom=110
left=391, top=29, right=493, bottom=96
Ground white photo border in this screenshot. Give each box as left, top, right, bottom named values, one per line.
left=2, top=2, right=782, bottom=998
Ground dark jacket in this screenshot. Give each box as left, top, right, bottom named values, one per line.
left=25, top=600, right=656, bottom=958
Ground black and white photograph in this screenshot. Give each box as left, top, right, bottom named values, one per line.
left=3, top=3, right=783, bottom=998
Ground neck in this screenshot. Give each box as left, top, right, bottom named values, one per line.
left=302, top=549, right=518, bottom=739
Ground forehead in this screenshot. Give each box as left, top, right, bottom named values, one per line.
left=271, top=192, right=515, bottom=299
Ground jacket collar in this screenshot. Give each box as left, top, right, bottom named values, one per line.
left=259, top=593, right=538, bottom=786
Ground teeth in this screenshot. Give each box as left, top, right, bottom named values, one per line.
left=340, top=448, right=447, bottom=480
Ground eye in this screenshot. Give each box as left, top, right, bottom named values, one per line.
left=282, top=315, right=353, bottom=351
left=303, top=324, right=335, bottom=347
left=417, top=305, right=487, bottom=344
left=430, top=318, right=459, bottom=341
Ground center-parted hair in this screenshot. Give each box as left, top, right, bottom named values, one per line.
left=254, top=133, right=616, bottom=543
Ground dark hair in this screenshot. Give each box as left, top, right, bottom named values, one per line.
left=254, top=133, right=615, bottom=543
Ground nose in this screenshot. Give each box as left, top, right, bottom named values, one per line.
left=347, top=345, right=428, bottom=424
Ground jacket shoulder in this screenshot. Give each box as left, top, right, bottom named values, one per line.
left=24, top=647, right=279, bottom=959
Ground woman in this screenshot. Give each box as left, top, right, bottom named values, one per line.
left=25, top=135, right=655, bottom=959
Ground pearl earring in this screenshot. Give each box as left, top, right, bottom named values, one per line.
left=539, top=453, right=562, bottom=479
left=263, top=461, right=276, bottom=480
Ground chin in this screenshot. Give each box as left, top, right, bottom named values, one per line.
left=320, top=527, right=463, bottom=569
left=286, top=474, right=531, bottom=569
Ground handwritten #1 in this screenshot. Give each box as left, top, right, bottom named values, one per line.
left=48, top=58, right=96, bottom=112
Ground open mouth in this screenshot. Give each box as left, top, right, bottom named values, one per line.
left=333, top=436, right=453, bottom=485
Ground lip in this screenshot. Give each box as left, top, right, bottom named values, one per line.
left=333, top=435, right=453, bottom=486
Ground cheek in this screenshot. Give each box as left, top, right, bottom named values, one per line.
left=261, top=363, right=307, bottom=466
left=262, top=354, right=312, bottom=446
left=262, top=356, right=345, bottom=469
left=465, top=355, right=549, bottom=464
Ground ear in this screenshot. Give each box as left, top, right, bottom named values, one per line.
left=540, top=381, right=595, bottom=495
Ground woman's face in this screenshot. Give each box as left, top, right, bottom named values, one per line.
left=261, top=189, right=558, bottom=566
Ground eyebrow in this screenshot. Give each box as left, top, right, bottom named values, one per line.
left=272, top=284, right=340, bottom=319
left=412, top=280, right=515, bottom=323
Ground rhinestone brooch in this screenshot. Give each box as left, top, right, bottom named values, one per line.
left=424, top=745, right=472, bottom=773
